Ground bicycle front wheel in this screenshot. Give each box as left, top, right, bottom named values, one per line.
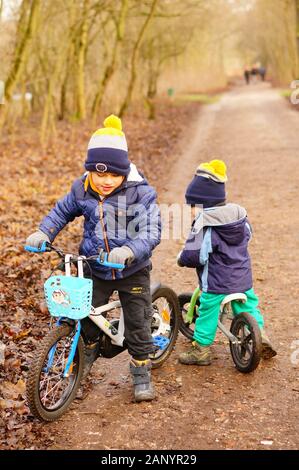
left=26, top=324, right=84, bottom=421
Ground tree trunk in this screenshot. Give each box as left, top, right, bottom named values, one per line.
left=144, top=67, right=159, bottom=120
left=59, top=1, right=77, bottom=121
left=92, top=0, right=129, bottom=124
left=119, top=0, right=159, bottom=117
left=74, top=0, right=90, bottom=121
left=40, top=43, right=71, bottom=142
left=0, top=0, right=40, bottom=131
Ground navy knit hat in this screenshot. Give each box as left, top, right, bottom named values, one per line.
left=85, top=115, right=130, bottom=176
left=185, top=160, right=227, bottom=208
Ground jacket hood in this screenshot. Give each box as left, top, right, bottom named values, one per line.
left=214, top=216, right=248, bottom=245
left=193, top=203, right=249, bottom=246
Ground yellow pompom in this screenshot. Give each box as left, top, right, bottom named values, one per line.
left=209, top=159, right=227, bottom=178
left=103, top=114, right=122, bottom=131
left=198, top=159, right=227, bottom=182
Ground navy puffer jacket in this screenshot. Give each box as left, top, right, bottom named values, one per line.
left=39, top=164, right=161, bottom=280
left=179, top=204, right=253, bottom=294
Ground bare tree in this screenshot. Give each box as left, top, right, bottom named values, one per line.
left=1, top=0, right=298, bottom=137
left=141, top=27, right=193, bottom=118
left=118, top=0, right=159, bottom=117
left=0, top=0, right=40, bottom=131
left=91, top=0, right=129, bottom=123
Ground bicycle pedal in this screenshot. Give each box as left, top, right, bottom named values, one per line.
left=153, top=335, right=170, bottom=350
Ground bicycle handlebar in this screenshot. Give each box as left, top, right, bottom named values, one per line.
left=24, top=242, right=125, bottom=270
left=24, top=240, right=49, bottom=253
left=96, top=249, right=125, bottom=270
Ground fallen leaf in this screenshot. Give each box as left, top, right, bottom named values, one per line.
left=0, top=379, right=26, bottom=400
left=15, top=329, right=32, bottom=341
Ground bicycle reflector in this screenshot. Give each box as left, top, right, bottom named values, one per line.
left=44, top=276, right=93, bottom=320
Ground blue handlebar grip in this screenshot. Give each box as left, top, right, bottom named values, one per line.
left=24, top=241, right=47, bottom=253
left=104, top=261, right=126, bottom=270
left=96, top=253, right=125, bottom=270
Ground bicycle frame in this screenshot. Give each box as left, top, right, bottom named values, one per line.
left=53, top=255, right=171, bottom=376
left=63, top=255, right=126, bottom=347
left=185, top=287, right=200, bottom=324
left=88, top=298, right=171, bottom=348
left=185, top=287, right=246, bottom=345
left=89, top=301, right=125, bottom=346
left=47, top=301, right=125, bottom=379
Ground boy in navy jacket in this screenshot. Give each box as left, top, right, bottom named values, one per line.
left=177, top=160, right=276, bottom=365
left=26, top=115, right=161, bottom=401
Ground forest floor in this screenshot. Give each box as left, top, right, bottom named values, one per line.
left=0, top=82, right=298, bottom=450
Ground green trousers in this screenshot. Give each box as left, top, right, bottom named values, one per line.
left=193, top=288, right=265, bottom=346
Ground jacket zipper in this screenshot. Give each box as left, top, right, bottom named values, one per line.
left=99, top=199, right=116, bottom=280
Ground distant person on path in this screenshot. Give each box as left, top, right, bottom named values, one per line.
left=251, top=64, right=259, bottom=84
left=177, top=159, right=277, bottom=366
left=244, top=66, right=251, bottom=85
left=259, top=65, right=266, bottom=81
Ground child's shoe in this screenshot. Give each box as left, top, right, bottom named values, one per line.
left=260, top=329, right=277, bottom=359
left=130, top=358, right=155, bottom=402
left=83, top=342, right=99, bottom=379
left=179, top=341, right=212, bottom=365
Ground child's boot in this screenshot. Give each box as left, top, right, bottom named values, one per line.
left=260, top=329, right=277, bottom=359
left=130, top=358, right=155, bottom=402
left=83, top=341, right=99, bottom=379
left=179, top=341, right=212, bottom=365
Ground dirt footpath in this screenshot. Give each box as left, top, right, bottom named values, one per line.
left=50, top=83, right=299, bottom=450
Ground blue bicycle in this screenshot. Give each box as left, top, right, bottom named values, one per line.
left=24, top=242, right=180, bottom=421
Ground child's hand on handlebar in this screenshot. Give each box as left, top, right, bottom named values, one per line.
left=108, top=246, right=134, bottom=266
left=25, top=230, right=50, bottom=248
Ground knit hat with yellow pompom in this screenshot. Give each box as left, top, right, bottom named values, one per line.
left=85, top=115, right=130, bottom=176
left=185, top=159, right=227, bottom=207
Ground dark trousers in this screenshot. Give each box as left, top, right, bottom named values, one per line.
left=81, top=267, right=154, bottom=360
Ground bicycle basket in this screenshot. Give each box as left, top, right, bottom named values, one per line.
left=44, top=275, right=93, bottom=320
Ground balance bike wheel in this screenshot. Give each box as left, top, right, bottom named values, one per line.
left=229, top=312, right=262, bottom=373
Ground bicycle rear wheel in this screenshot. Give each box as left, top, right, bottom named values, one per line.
left=150, top=286, right=180, bottom=368
left=229, top=312, right=262, bottom=373
left=26, top=324, right=84, bottom=421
